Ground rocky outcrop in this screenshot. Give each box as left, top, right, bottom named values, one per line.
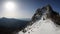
left=31, top=4, right=60, bottom=25
left=51, top=11, right=60, bottom=25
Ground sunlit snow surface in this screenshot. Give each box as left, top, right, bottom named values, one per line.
left=18, top=17, right=60, bottom=34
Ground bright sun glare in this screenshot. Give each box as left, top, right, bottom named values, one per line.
left=4, top=1, right=16, bottom=11
left=2, top=1, right=18, bottom=18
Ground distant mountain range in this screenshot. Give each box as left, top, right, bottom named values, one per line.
left=0, top=17, right=30, bottom=34
left=19, top=18, right=31, bottom=21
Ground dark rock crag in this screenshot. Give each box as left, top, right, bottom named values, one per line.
left=31, top=5, right=60, bottom=25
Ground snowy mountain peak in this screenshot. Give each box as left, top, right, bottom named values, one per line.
left=32, top=5, right=52, bottom=22
left=31, top=4, right=60, bottom=25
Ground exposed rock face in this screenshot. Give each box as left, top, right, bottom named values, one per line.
left=31, top=5, right=60, bottom=25
left=51, top=11, right=60, bottom=25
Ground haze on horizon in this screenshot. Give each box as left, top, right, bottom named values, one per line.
left=0, top=0, right=60, bottom=18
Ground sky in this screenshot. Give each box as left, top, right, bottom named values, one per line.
left=0, top=0, right=60, bottom=18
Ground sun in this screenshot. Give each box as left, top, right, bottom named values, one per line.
left=2, top=1, right=18, bottom=18
left=4, top=1, right=16, bottom=11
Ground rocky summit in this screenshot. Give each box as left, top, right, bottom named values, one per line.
left=31, top=4, right=60, bottom=25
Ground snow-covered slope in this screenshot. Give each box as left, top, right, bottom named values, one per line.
left=18, top=17, right=60, bottom=34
